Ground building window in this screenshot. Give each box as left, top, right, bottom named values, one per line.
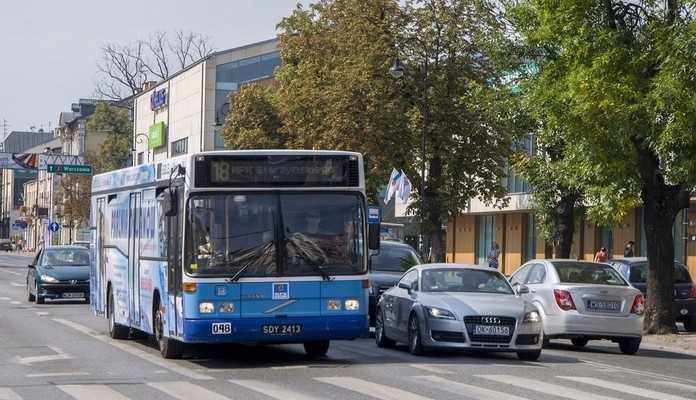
left=172, top=138, right=188, bottom=155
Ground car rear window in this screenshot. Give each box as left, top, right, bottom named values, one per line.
left=555, top=263, right=627, bottom=285
left=371, top=246, right=420, bottom=272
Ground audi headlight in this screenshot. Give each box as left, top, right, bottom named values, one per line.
left=523, top=310, right=541, bottom=323
left=425, top=306, right=456, bottom=320
left=40, top=274, right=59, bottom=283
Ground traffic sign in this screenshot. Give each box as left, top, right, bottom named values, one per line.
left=47, top=164, right=93, bottom=174
left=49, top=222, right=60, bottom=233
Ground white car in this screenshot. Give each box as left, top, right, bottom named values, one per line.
left=375, top=263, right=543, bottom=360
left=509, top=259, right=645, bottom=354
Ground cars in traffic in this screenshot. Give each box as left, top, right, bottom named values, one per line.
left=26, top=245, right=91, bottom=304
left=368, top=239, right=422, bottom=325
left=508, top=259, right=645, bottom=354
left=610, top=257, right=696, bottom=332
left=375, top=263, right=543, bottom=360
left=0, top=239, right=13, bottom=252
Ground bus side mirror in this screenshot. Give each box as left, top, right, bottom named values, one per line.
left=368, top=223, right=380, bottom=250
left=163, top=188, right=178, bottom=217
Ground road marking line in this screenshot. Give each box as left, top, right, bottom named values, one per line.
left=418, top=375, right=531, bottom=400
left=53, top=318, right=214, bottom=381
left=147, top=381, right=231, bottom=400
left=478, top=374, right=622, bottom=400
left=0, top=388, right=21, bottom=400
left=316, top=376, right=434, bottom=400
left=59, top=384, right=130, bottom=400
left=559, top=376, right=692, bottom=400
left=231, top=379, right=322, bottom=400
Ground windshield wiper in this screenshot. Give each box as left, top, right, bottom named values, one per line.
left=286, top=235, right=332, bottom=281
left=230, top=240, right=275, bottom=282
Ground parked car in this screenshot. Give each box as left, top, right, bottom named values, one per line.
left=0, top=239, right=13, bottom=252
left=508, top=259, right=645, bottom=354
left=610, top=257, right=696, bottom=332
left=368, top=240, right=422, bottom=325
left=26, top=245, right=91, bottom=304
left=375, top=263, right=543, bottom=360
left=71, top=241, right=90, bottom=249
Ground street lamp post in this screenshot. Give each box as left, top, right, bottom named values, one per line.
left=213, top=102, right=231, bottom=127
left=389, top=37, right=429, bottom=259
left=132, top=133, right=150, bottom=163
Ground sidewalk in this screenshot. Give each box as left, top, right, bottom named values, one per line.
left=641, top=332, right=696, bottom=354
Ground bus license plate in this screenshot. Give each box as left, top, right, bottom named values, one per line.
left=62, top=293, right=84, bottom=298
left=212, top=322, right=232, bottom=334
left=261, top=324, right=302, bottom=335
left=473, top=325, right=509, bottom=336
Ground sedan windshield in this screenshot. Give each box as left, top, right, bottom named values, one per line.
left=422, top=268, right=514, bottom=294
left=41, top=249, right=90, bottom=266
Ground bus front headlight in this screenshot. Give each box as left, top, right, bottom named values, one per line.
left=326, top=299, right=341, bottom=310
left=344, top=299, right=360, bottom=310
left=199, top=302, right=215, bottom=313
left=219, top=302, right=234, bottom=313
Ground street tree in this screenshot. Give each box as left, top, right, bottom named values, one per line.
left=94, top=30, right=215, bottom=101
left=503, top=0, right=696, bottom=334
left=233, top=0, right=514, bottom=261
left=87, top=102, right=134, bottom=172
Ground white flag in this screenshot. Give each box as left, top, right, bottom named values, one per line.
left=396, top=170, right=412, bottom=204
left=384, top=168, right=402, bottom=203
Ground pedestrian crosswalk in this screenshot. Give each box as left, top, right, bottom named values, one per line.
left=1, top=373, right=695, bottom=400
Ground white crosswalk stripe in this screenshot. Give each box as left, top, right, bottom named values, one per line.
left=230, top=379, right=322, bottom=400
left=559, top=376, right=693, bottom=400
left=146, top=381, right=231, bottom=400
left=1, top=371, right=696, bottom=399
left=315, top=376, right=434, bottom=400
left=477, top=374, right=623, bottom=400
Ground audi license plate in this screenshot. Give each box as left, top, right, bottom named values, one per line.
left=586, top=300, right=621, bottom=311
left=261, top=324, right=302, bottom=336
left=62, top=293, right=84, bottom=298
left=472, top=325, right=509, bottom=335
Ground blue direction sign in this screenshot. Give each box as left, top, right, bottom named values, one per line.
left=49, top=222, right=60, bottom=233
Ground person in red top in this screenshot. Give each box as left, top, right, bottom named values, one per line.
left=594, top=246, right=608, bottom=262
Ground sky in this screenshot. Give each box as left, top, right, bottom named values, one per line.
left=0, top=0, right=305, bottom=136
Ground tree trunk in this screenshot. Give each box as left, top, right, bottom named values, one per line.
left=553, top=190, right=578, bottom=259
left=638, top=147, right=689, bottom=334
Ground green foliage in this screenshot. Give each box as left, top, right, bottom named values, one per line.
left=87, top=102, right=134, bottom=172
left=222, top=84, right=287, bottom=149
left=502, top=0, right=696, bottom=333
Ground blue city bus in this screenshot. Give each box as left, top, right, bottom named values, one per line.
left=90, top=150, right=379, bottom=358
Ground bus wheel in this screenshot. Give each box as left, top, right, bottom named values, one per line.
left=304, top=340, right=330, bottom=356
left=108, top=291, right=129, bottom=339
left=154, top=302, right=184, bottom=359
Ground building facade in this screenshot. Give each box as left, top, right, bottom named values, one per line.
left=132, top=39, right=280, bottom=161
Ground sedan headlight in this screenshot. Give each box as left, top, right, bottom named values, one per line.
left=523, top=310, right=541, bottom=323
left=40, top=274, right=59, bottom=283
left=425, top=306, right=456, bottom=320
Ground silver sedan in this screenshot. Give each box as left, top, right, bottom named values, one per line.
left=375, top=263, right=543, bottom=360
left=508, top=259, right=645, bottom=354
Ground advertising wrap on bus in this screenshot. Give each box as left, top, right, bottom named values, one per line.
left=90, top=150, right=378, bottom=359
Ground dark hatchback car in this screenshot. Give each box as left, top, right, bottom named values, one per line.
left=611, top=257, right=696, bottom=332
left=27, top=245, right=91, bottom=304
left=368, top=240, right=422, bottom=325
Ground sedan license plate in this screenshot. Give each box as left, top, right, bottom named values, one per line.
left=62, top=293, right=84, bottom=298
left=261, top=324, right=302, bottom=336
left=586, top=300, right=621, bottom=311
left=473, top=325, right=509, bottom=336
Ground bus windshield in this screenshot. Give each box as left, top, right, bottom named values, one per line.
left=186, top=193, right=366, bottom=277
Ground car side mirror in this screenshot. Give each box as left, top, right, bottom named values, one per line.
left=398, top=280, right=414, bottom=293
left=514, top=284, right=530, bottom=294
